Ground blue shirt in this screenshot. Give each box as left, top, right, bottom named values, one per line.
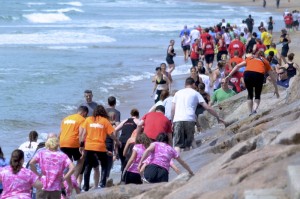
left=277, top=78, right=290, bottom=88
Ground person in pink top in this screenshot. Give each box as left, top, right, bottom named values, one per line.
left=0, top=149, right=42, bottom=199
left=30, top=137, right=75, bottom=199
left=138, top=133, right=194, bottom=183
left=122, top=133, right=151, bottom=184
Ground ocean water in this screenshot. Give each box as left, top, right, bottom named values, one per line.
left=0, top=0, right=282, bottom=155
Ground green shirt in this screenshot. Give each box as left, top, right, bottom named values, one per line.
left=212, top=88, right=236, bottom=104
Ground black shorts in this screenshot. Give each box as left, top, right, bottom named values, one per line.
left=286, top=24, right=292, bottom=29
left=124, top=171, right=142, bottom=184
left=191, top=58, right=199, bottom=67
left=281, top=46, right=289, bottom=57
left=182, top=45, right=190, bottom=52
left=293, top=20, right=299, bottom=26
left=205, top=54, right=214, bottom=64
left=144, top=164, right=168, bottom=183
left=166, top=56, right=174, bottom=64
left=60, top=147, right=81, bottom=161
left=244, top=71, right=265, bottom=100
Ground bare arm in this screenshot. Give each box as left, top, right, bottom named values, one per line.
left=200, top=102, right=226, bottom=125
left=32, top=179, right=43, bottom=190
left=136, top=120, right=144, bottom=135
left=226, top=60, right=246, bottom=78
left=123, top=137, right=135, bottom=156
left=175, top=157, right=194, bottom=176
left=171, top=102, right=176, bottom=121
left=29, top=158, right=40, bottom=177
left=123, top=150, right=137, bottom=175
left=114, top=119, right=127, bottom=133
left=138, top=143, right=155, bottom=172
left=63, top=162, right=75, bottom=181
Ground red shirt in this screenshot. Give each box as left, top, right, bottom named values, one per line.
left=255, top=43, right=266, bottom=54
left=200, top=32, right=210, bottom=45
left=218, top=38, right=227, bottom=52
left=142, top=112, right=172, bottom=140
left=190, top=42, right=200, bottom=59
left=284, top=15, right=293, bottom=25
left=203, top=41, right=214, bottom=55
left=229, top=71, right=244, bottom=93
left=229, top=56, right=244, bottom=66
left=228, top=39, right=245, bottom=58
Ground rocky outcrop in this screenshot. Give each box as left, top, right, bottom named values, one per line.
left=76, top=58, right=300, bottom=199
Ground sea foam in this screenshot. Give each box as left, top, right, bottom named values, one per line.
left=58, top=1, right=82, bottom=7
left=23, top=13, right=71, bottom=23
left=42, top=7, right=84, bottom=13
left=0, top=31, right=116, bottom=45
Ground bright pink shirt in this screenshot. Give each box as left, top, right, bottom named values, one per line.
left=33, top=149, right=71, bottom=191
left=149, top=142, right=179, bottom=171
left=127, top=144, right=145, bottom=173
left=0, top=166, right=38, bottom=199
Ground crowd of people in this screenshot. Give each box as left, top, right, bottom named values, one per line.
left=0, top=12, right=299, bottom=199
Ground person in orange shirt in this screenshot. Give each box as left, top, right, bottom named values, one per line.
left=226, top=51, right=279, bottom=116
left=79, top=105, right=120, bottom=191
left=59, top=105, right=88, bottom=178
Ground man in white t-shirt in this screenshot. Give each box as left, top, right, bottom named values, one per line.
left=171, top=77, right=225, bottom=152
left=190, top=26, right=200, bottom=44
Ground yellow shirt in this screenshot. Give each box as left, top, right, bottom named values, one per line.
left=60, top=114, right=85, bottom=148
left=265, top=47, right=278, bottom=56
left=81, top=116, right=114, bottom=152
left=261, top=31, right=272, bottom=46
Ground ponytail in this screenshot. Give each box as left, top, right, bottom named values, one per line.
left=10, top=149, right=24, bottom=174
left=28, top=130, right=38, bottom=148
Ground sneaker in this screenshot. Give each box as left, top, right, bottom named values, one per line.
left=249, top=110, right=257, bottom=116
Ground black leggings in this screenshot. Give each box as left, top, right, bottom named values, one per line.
left=83, top=150, right=108, bottom=191
left=243, top=71, right=265, bottom=100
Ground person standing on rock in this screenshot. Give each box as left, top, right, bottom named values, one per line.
left=225, top=51, right=279, bottom=116
left=171, top=77, right=226, bottom=153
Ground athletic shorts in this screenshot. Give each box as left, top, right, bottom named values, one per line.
left=166, top=56, right=174, bottom=64
left=124, top=171, right=142, bottom=184
left=205, top=54, right=214, bottom=64
left=173, top=121, right=195, bottom=149
left=144, top=164, right=168, bottom=183
left=182, top=45, right=190, bottom=52
left=286, top=24, right=292, bottom=29
left=60, top=147, right=81, bottom=161
left=293, top=20, right=299, bottom=26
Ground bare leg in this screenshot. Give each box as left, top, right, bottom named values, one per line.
left=247, top=99, right=253, bottom=114
left=281, top=55, right=287, bottom=64
left=253, top=99, right=260, bottom=112
left=168, top=64, right=175, bottom=74
left=74, top=158, right=84, bottom=179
